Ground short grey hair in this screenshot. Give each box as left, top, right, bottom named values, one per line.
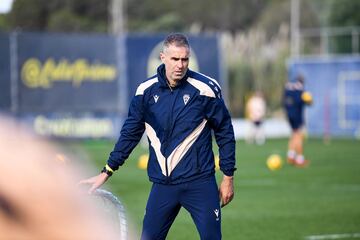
left=163, top=33, right=190, bottom=51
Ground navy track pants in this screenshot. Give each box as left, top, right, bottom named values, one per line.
left=141, top=176, right=221, bottom=240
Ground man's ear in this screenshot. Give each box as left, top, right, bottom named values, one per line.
left=159, top=52, right=165, bottom=63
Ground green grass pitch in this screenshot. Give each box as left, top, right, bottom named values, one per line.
left=63, top=138, right=360, bottom=240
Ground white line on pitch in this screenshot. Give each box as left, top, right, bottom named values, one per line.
left=305, top=233, right=360, bottom=240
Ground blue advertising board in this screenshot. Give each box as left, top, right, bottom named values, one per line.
left=16, top=32, right=125, bottom=113
left=288, top=56, right=360, bottom=138
left=19, top=112, right=122, bottom=139
left=0, top=33, right=11, bottom=111
left=0, top=32, right=222, bottom=138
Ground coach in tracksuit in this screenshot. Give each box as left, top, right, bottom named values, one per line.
left=80, top=33, right=236, bottom=240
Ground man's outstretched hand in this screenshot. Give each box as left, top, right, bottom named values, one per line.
left=78, top=173, right=110, bottom=194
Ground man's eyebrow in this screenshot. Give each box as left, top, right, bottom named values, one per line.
left=171, top=57, right=189, bottom=60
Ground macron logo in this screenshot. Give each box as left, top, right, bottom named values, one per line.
left=153, top=95, right=159, bottom=103
left=214, top=209, right=220, bottom=221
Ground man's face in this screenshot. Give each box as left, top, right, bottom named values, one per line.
left=160, top=44, right=190, bottom=83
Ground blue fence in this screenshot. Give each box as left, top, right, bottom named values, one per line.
left=288, top=56, right=360, bottom=138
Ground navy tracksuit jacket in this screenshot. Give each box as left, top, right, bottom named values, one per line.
left=107, top=64, right=236, bottom=183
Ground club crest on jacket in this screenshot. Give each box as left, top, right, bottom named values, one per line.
left=183, top=94, right=190, bottom=105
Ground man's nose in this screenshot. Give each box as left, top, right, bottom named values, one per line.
left=177, top=60, right=185, bottom=68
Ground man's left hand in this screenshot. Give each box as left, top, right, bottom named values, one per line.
left=219, top=175, right=234, bottom=208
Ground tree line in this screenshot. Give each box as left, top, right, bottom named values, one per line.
left=1, top=0, right=359, bottom=116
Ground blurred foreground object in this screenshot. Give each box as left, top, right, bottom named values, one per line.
left=92, top=189, right=128, bottom=240
left=0, top=116, right=118, bottom=240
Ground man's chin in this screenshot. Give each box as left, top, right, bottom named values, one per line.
left=174, top=74, right=185, bottom=80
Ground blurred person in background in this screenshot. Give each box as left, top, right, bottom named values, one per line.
left=283, top=74, right=313, bottom=167
left=79, top=33, right=236, bottom=240
left=0, top=116, right=119, bottom=240
left=245, top=91, right=266, bottom=145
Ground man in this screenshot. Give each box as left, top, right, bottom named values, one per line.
left=245, top=91, right=266, bottom=145
left=283, top=74, right=312, bottom=167
left=79, top=33, right=236, bottom=240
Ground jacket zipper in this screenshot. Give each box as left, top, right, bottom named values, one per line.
left=164, top=85, right=175, bottom=178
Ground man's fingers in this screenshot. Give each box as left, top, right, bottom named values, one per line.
left=77, top=176, right=100, bottom=193
left=78, top=179, right=91, bottom=185
left=88, top=184, right=98, bottom=194
left=220, top=194, right=234, bottom=208
left=219, top=191, right=226, bottom=208
left=85, top=173, right=109, bottom=194
left=219, top=188, right=224, bottom=206
left=88, top=180, right=103, bottom=194
left=220, top=198, right=228, bottom=208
